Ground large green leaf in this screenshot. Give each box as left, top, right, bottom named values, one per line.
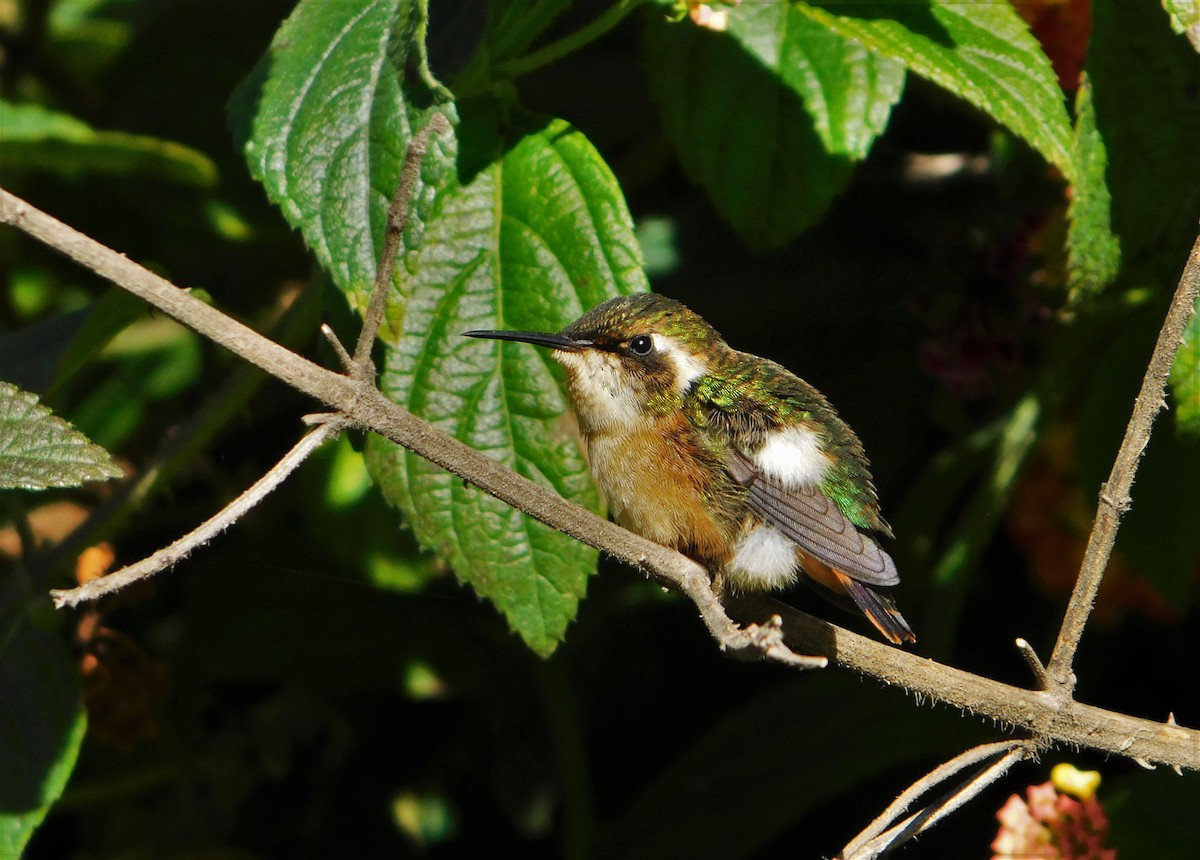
left=0, top=622, right=87, bottom=856
left=794, top=0, right=1076, bottom=183
left=0, top=382, right=122, bottom=490
left=238, top=0, right=450, bottom=314
left=0, top=100, right=216, bottom=186
left=239, top=0, right=647, bottom=653
left=366, top=113, right=647, bottom=656
left=644, top=4, right=904, bottom=248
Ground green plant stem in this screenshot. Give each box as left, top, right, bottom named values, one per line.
left=495, top=0, right=645, bottom=79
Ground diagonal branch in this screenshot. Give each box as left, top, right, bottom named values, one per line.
left=351, top=113, right=450, bottom=376
left=1046, top=233, right=1200, bottom=693
left=2, top=186, right=1199, bottom=771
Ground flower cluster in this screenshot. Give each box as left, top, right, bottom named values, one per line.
left=673, top=0, right=742, bottom=32
left=991, top=764, right=1116, bottom=859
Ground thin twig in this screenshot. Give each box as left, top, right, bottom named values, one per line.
left=1015, top=638, right=1050, bottom=690
left=838, top=740, right=1029, bottom=858
left=321, top=323, right=355, bottom=372
left=844, top=746, right=1029, bottom=859
left=50, top=421, right=340, bottom=607
left=351, top=112, right=450, bottom=377
left=1046, top=232, right=1200, bottom=692
left=3, top=186, right=1200, bottom=769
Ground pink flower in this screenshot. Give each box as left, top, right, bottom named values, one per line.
left=991, top=766, right=1116, bottom=859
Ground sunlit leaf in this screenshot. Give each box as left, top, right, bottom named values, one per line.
left=238, top=0, right=450, bottom=314
left=0, top=382, right=122, bottom=490
left=366, top=113, right=647, bottom=655
left=794, top=0, right=1076, bottom=182
left=238, top=0, right=646, bottom=653
left=644, top=4, right=904, bottom=248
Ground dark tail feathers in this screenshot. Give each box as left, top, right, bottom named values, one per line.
left=831, top=569, right=916, bottom=645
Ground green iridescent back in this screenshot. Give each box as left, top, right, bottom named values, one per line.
left=687, top=352, right=890, bottom=537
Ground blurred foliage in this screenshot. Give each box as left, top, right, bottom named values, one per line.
left=1, top=0, right=1199, bottom=857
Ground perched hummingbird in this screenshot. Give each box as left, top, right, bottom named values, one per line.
left=464, top=294, right=915, bottom=644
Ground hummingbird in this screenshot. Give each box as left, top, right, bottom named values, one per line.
left=463, top=293, right=915, bottom=644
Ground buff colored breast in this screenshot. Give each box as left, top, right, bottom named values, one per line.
left=584, top=414, right=732, bottom=566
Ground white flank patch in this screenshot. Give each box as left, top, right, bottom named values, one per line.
left=651, top=334, right=707, bottom=390
left=754, top=426, right=829, bottom=488
left=555, top=350, right=641, bottom=432
left=725, top=525, right=798, bottom=590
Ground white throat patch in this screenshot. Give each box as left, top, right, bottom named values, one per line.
left=554, top=350, right=641, bottom=432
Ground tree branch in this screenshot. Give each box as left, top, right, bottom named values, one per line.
left=729, top=594, right=1198, bottom=771
left=2, top=185, right=1198, bottom=771
left=351, top=113, right=450, bottom=376
left=1046, top=233, right=1200, bottom=692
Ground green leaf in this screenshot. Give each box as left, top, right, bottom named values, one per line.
left=643, top=5, right=904, bottom=248
left=238, top=0, right=450, bottom=315
left=1066, top=78, right=1121, bottom=298
left=1162, top=0, right=1200, bottom=50
left=240, top=0, right=647, bottom=653
left=1087, top=0, right=1200, bottom=268
left=366, top=112, right=647, bottom=656
left=724, top=4, right=905, bottom=161
left=0, top=382, right=122, bottom=490
left=0, top=622, right=87, bottom=857
left=1170, top=295, right=1200, bottom=437
left=0, top=100, right=217, bottom=186
left=794, top=0, right=1076, bottom=183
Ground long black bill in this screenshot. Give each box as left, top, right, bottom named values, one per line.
left=462, top=329, right=589, bottom=352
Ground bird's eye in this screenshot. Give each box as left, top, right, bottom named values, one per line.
left=629, top=335, right=653, bottom=356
